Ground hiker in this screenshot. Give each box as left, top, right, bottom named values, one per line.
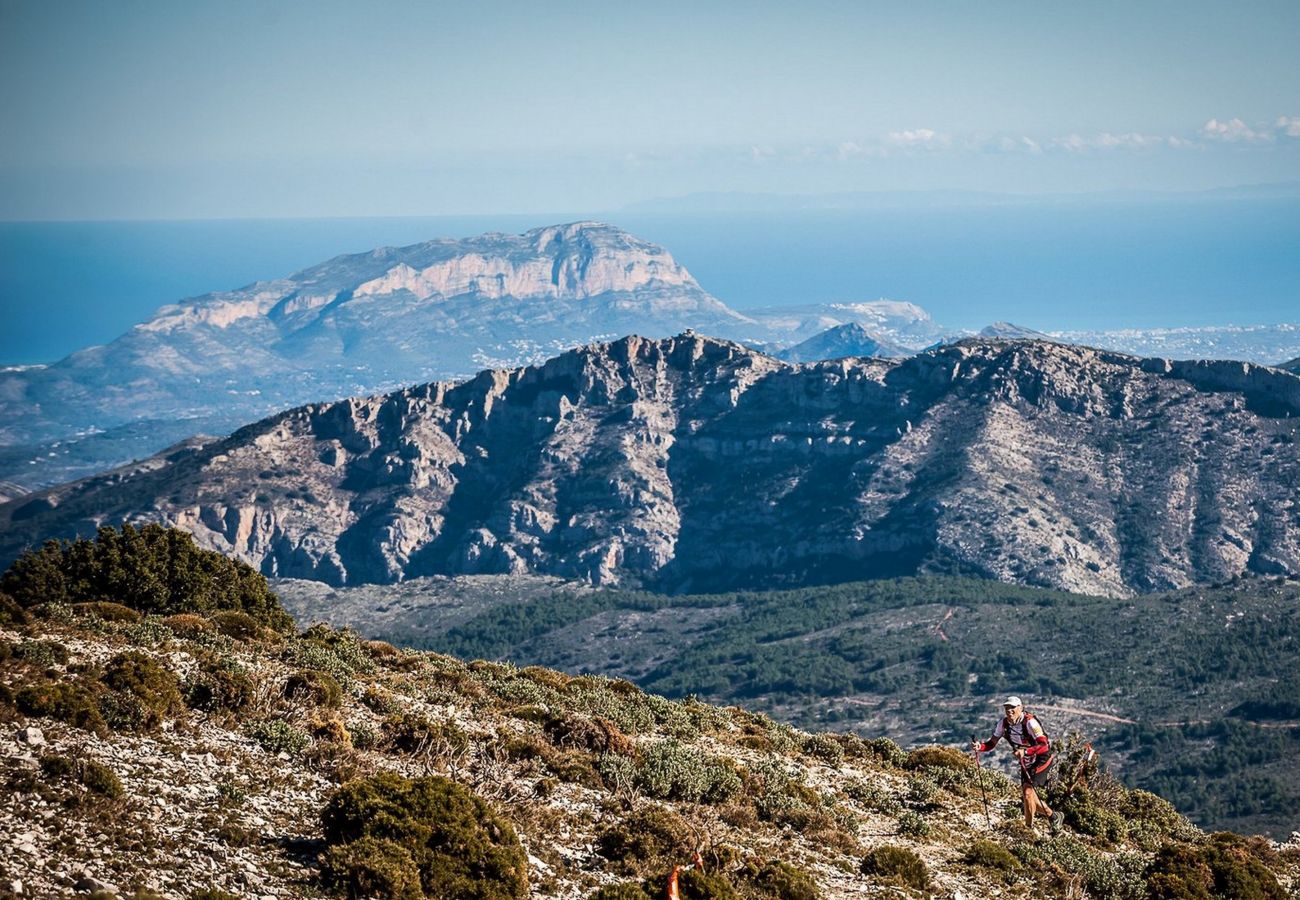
left=971, top=696, right=1064, bottom=833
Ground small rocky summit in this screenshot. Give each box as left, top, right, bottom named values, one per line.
left=4, top=333, right=1299, bottom=598
left=1, top=530, right=1297, bottom=899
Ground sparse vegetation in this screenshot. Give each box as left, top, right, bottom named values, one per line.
left=861, top=845, right=930, bottom=890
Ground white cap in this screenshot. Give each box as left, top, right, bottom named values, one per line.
left=1003, top=696, right=1023, bottom=708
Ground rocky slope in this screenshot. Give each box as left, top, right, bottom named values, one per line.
left=3, top=585, right=1298, bottom=899
left=3, top=334, right=1299, bottom=597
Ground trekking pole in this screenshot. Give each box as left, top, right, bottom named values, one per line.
left=971, top=736, right=992, bottom=829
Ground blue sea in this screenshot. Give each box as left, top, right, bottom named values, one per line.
left=2, top=196, right=1298, bottom=365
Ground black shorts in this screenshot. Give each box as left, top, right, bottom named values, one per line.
left=1020, top=754, right=1055, bottom=789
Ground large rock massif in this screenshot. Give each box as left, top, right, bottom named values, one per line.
left=3, top=333, right=1299, bottom=597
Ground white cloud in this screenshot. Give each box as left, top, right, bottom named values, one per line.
left=1201, top=117, right=1272, bottom=143
left=883, top=128, right=952, bottom=150
left=1276, top=116, right=1300, bottom=138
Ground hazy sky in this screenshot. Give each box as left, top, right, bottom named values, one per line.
left=2, top=0, right=1298, bottom=218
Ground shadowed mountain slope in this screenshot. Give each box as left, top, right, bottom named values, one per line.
left=3, top=333, right=1299, bottom=596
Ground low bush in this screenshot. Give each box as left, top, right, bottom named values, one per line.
left=843, top=778, right=901, bottom=815
left=184, top=655, right=256, bottom=715
left=963, top=839, right=1020, bottom=872
left=321, top=771, right=528, bottom=899
left=595, top=805, right=693, bottom=875
left=896, top=810, right=932, bottom=838
left=545, top=711, right=633, bottom=756
left=163, top=613, right=214, bottom=638
left=209, top=610, right=262, bottom=641
left=322, top=835, right=422, bottom=900
left=247, top=719, right=309, bottom=755
left=100, top=651, right=184, bottom=731
left=636, top=740, right=742, bottom=805
left=905, top=745, right=973, bottom=772
left=864, top=737, right=908, bottom=768
left=666, top=869, right=737, bottom=900
left=40, top=754, right=122, bottom=798
left=800, top=733, right=845, bottom=765
left=383, top=713, right=469, bottom=758
left=284, top=669, right=342, bottom=708
left=1146, top=836, right=1286, bottom=900
left=71, top=601, right=142, bottom=623
left=861, top=845, right=929, bottom=890
left=746, top=860, right=821, bottom=900
left=16, top=679, right=108, bottom=735
left=1015, top=835, right=1147, bottom=900
left=15, top=639, right=70, bottom=668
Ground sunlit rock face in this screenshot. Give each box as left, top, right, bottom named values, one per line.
left=5, top=333, right=1298, bottom=597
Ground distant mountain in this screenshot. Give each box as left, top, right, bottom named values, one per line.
left=5, top=333, right=1298, bottom=598
left=979, top=321, right=1053, bottom=341
left=0, top=223, right=773, bottom=489
left=745, top=299, right=948, bottom=347
left=777, top=322, right=912, bottom=362
left=1281, top=356, right=1300, bottom=373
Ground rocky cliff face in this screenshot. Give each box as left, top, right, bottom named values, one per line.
left=4, top=334, right=1299, bottom=597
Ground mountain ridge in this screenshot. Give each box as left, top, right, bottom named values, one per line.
left=4, top=332, right=1298, bottom=598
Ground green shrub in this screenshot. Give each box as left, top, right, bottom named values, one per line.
left=293, top=625, right=375, bottom=679
left=40, top=754, right=122, bottom=798
left=904, top=773, right=940, bottom=806
left=1146, top=836, right=1286, bottom=900
left=636, top=740, right=741, bottom=805
left=895, top=811, right=932, bottom=838
left=595, top=805, right=693, bottom=875
left=349, top=721, right=378, bottom=750
left=78, top=759, right=123, bottom=798
left=800, top=733, right=845, bottom=765
left=861, top=845, right=929, bottom=890
left=247, top=719, right=309, bottom=755
left=40, top=754, right=76, bottom=779
left=747, top=860, right=821, bottom=900
left=905, top=745, right=973, bottom=772
left=963, top=839, right=1021, bottom=872
left=185, top=655, right=255, bottom=714
left=1015, top=835, right=1147, bottom=900
left=16, top=679, right=108, bottom=735
left=15, top=639, right=70, bottom=668
left=284, top=669, right=342, bottom=708
left=321, top=771, right=528, bottom=900
left=100, top=651, right=184, bottom=731
left=864, top=737, right=908, bottom=768
left=322, top=835, right=422, bottom=900
left=1, top=525, right=292, bottom=631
